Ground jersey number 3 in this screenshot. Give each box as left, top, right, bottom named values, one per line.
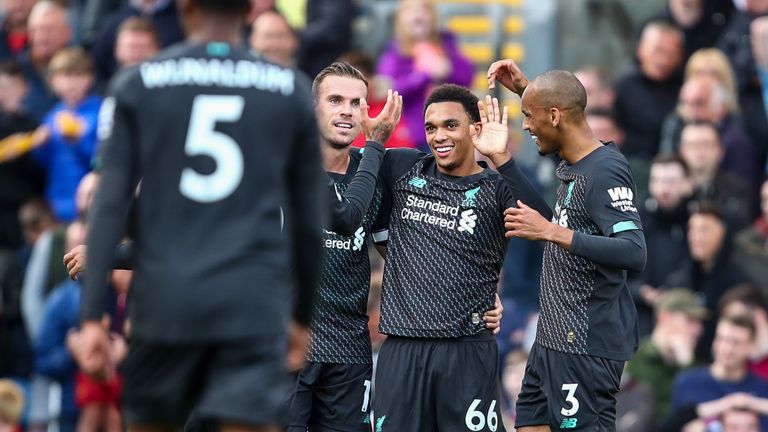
left=180, top=95, right=245, bottom=203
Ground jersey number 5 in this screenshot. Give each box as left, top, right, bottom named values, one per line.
left=180, top=95, right=245, bottom=203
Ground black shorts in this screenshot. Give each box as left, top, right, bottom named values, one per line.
left=286, top=362, right=372, bottom=432
left=373, top=332, right=505, bottom=432
left=122, top=336, right=290, bottom=428
left=515, top=343, right=624, bottom=431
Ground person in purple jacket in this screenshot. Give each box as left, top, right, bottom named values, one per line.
left=376, top=0, right=474, bottom=151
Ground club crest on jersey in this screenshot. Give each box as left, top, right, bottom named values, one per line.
left=462, top=186, right=481, bottom=207
left=408, top=177, right=427, bottom=188
left=607, top=186, right=637, bottom=212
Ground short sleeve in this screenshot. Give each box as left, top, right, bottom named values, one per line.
left=585, top=156, right=643, bottom=237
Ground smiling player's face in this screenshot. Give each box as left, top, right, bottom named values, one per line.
left=315, top=75, right=367, bottom=149
left=424, top=101, right=478, bottom=174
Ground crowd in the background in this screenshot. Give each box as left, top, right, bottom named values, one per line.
left=0, top=0, right=767, bottom=431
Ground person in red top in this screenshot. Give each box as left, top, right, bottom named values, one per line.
left=341, top=50, right=416, bottom=149
left=0, top=0, right=37, bottom=59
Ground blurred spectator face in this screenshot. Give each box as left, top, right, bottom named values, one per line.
left=586, top=113, right=624, bottom=146
left=28, top=2, right=72, bottom=63
left=115, top=29, right=159, bottom=68
left=660, top=309, right=704, bottom=346
left=1, top=0, right=37, bottom=29
left=688, top=212, right=725, bottom=264
left=249, top=11, right=298, bottom=67
left=18, top=199, right=56, bottom=245
left=669, top=0, right=703, bottom=28
left=637, top=25, right=683, bottom=82
left=712, top=320, right=754, bottom=372
left=746, top=0, right=768, bottom=15
left=0, top=71, right=28, bottom=113
left=679, top=77, right=726, bottom=122
left=50, top=71, right=93, bottom=107
left=315, top=75, right=367, bottom=148
left=649, top=161, right=690, bottom=209
left=679, top=124, right=722, bottom=176
left=722, top=409, right=761, bottom=432
left=574, top=69, right=614, bottom=111
left=65, top=219, right=87, bottom=251
left=397, top=0, right=437, bottom=43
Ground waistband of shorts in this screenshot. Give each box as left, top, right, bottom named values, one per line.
left=387, top=330, right=496, bottom=343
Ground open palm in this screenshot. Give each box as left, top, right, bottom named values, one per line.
left=471, top=95, right=509, bottom=158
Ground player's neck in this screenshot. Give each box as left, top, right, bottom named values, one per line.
left=436, top=157, right=483, bottom=177
left=186, top=20, right=243, bottom=47
left=322, top=142, right=351, bottom=174
left=558, top=127, right=603, bottom=165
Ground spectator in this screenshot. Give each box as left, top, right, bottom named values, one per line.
left=16, top=197, right=56, bottom=271
left=632, top=154, right=693, bottom=335
left=655, top=0, right=731, bottom=59
left=0, top=0, right=37, bottom=59
left=678, top=121, right=754, bottom=230
left=34, top=47, right=101, bottom=223
left=500, top=349, right=528, bottom=430
left=296, top=0, right=354, bottom=79
left=114, top=17, right=159, bottom=69
left=718, top=0, right=768, bottom=164
left=665, top=202, right=750, bottom=360
left=719, top=285, right=768, bottom=381
left=91, top=0, right=184, bottom=85
left=685, top=48, right=741, bottom=118
left=0, top=61, right=45, bottom=250
left=668, top=315, right=768, bottom=431
left=627, top=288, right=707, bottom=422
left=19, top=0, right=73, bottom=121
left=614, top=20, right=683, bottom=159
left=0, top=244, right=32, bottom=382
left=556, top=0, right=665, bottom=73
left=0, top=380, right=23, bottom=432
left=752, top=17, right=768, bottom=123
left=339, top=50, right=415, bottom=149
left=586, top=108, right=651, bottom=205
left=734, top=179, right=768, bottom=294
left=376, top=0, right=473, bottom=151
left=78, top=0, right=122, bottom=47
left=249, top=10, right=298, bottom=68
left=660, top=75, right=761, bottom=192
left=574, top=65, right=615, bottom=111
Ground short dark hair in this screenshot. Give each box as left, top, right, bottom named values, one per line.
left=720, top=314, right=757, bottom=339
left=0, top=60, right=24, bottom=78
left=312, top=61, right=368, bottom=99
left=719, top=284, right=768, bottom=315
left=424, top=84, right=480, bottom=123
left=690, top=200, right=725, bottom=224
left=651, top=153, right=689, bottom=177
left=190, top=0, right=250, bottom=15
left=118, top=16, right=158, bottom=39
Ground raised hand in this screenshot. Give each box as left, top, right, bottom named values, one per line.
left=360, top=89, right=403, bottom=144
left=471, top=95, right=510, bottom=166
left=487, top=59, right=529, bottom=96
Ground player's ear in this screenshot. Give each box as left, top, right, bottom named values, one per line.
left=550, top=107, right=560, bottom=128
